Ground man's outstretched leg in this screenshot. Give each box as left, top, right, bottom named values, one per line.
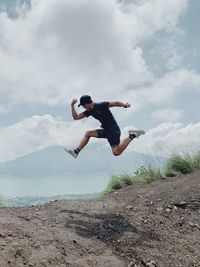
left=64, top=130, right=98, bottom=158
left=112, top=130, right=145, bottom=156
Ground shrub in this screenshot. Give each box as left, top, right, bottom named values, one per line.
left=134, top=165, right=163, bottom=183
left=102, top=151, right=200, bottom=196
left=192, top=152, right=200, bottom=169
left=165, top=154, right=193, bottom=174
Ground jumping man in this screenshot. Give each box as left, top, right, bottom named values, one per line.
left=64, top=95, right=145, bottom=158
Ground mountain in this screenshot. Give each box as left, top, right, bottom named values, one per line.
left=0, top=145, right=167, bottom=177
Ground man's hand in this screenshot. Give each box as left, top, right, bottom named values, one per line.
left=123, top=103, right=131, bottom=108
left=71, top=99, right=78, bottom=106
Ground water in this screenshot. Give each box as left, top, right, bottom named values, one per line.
left=0, top=172, right=110, bottom=198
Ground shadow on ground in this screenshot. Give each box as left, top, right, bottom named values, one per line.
left=62, top=209, right=159, bottom=247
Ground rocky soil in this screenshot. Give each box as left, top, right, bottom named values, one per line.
left=0, top=171, right=200, bottom=267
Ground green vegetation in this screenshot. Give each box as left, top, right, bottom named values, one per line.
left=102, top=151, right=200, bottom=195
left=164, top=154, right=193, bottom=175
left=192, top=152, right=200, bottom=169
left=102, top=165, right=164, bottom=196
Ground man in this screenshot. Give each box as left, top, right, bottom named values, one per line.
left=64, top=95, right=145, bottom=158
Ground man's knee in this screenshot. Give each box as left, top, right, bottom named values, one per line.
left=112, top=147, right=121, bottom=156
left=85, top=130, right=95, bottom=138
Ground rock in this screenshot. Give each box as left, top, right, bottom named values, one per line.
left=167, top=205, right=173, bottom=209
left=145, top=201, right=154, bottom=206
left=127, top=205, right=133, bottom=210
left=166, top=208, right=171, bottom=213
left=128, top=261, right=135, bottom=267
left=88, top=248, right=95, bottom=254
left=0, top=232, right=6, bottom=238
left=156, top=207, right=163, bottom=212
left=189, top=222, right=194, bottom=227
left=146, top=260, right=157, bottom=267
left=188, top=222, right=199, bottom=228
left=7, top=232, right=13, bottom=237
left=175, top=201, right=187, bottom=208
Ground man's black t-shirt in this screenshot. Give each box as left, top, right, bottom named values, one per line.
left=83, top=102, right=118, bottom=130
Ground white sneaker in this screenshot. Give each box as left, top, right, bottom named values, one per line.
left=129, top=129, right=145, bottom=139
left=64, top=147, right=78, bottom=158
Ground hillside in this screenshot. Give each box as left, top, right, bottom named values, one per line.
left=0, top=170, right=200, bottom=267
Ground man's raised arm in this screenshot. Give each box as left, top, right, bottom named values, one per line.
left=71, top=99, right=86, bottom=120
left=109, top=101, right=131, bottom=108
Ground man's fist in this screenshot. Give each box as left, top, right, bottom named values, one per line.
left=124, top=103, right=131, bottom=108
left=71, top=99, right=78, bottom=105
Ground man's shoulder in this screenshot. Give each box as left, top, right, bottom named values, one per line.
left=95, top=101, right=109, bottom=109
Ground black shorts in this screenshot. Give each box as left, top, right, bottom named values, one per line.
left=96, top=125, right=121, bottom=147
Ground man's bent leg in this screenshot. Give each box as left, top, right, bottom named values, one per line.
left=64, top=130, right=101, bottom=158
left=112, top=137, right=132, bottom=156
left=111, top=129, right=145, bottom=156
left=78, top=130, right=98, bottom=151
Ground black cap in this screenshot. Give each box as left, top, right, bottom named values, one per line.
left=78, top=95, right=92, bottom=107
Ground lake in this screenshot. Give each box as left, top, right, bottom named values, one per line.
left=0, top=172, right=110, bottom=198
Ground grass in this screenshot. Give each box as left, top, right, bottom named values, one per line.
left=164, top=153, right=193, bottom=175
left=102, top=165, right=164, bottom=196
left=192, top=152, right=200, bottom=169
left=102, top=151, right=200, bottom=196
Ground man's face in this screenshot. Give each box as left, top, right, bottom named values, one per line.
left=83, top=101, right=94, bottom=110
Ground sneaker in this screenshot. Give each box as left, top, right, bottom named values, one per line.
left=129, top=129, right=145, bottom=139
left=64, top=147, right=78, bottom=158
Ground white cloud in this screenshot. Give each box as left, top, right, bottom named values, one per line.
left=0, top=115, right=199, bottom=163
left=0, top=115, right=93, bottom=162
left=0, top=0, right=189, bottom=112
left=119, top=0, right=189, bottom=43
left=152, top=108, right=183, bottom=122
left=126, top=68, right=200, bottom=112
left=1, top=0, right=199, bottom=163
left=131, top=122, right=200, bottom=157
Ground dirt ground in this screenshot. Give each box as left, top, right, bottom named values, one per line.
left=0, top=170, right=200, bottom=267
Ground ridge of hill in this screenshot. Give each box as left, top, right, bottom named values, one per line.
left=0, top=146, right=166, bottom=176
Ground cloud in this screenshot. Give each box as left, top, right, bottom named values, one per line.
left=131, top=122, right=200, bottom=156
left=126, top=68, right=200, bottom=112
left=0, top=115, right=93, bottom=162
left=152, top=108, right=183, bottom=122
left=119, top=0, right=189, bottom=43
left=0, top=0, right=189, bottom=112
left=1, top=0, right=199, bottom=163
left=0, top=114, right=199, bottom=163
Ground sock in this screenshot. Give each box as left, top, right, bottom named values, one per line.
left=74, top=148, right=81, bottom=155
left=129, top=134, right=136, bottom=140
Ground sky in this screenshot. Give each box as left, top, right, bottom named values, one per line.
left=0, top=0, right=200, bottom=163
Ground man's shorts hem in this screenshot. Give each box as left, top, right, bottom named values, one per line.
left=111, top=144, right=120, bottom=148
